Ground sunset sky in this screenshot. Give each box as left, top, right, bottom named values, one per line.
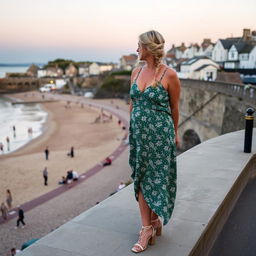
left=0, top=0, right=255, bottom=63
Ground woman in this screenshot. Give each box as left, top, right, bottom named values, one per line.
left=129, top=30, right=180, bottom=253
left=6, top=189, right=12, bottom=210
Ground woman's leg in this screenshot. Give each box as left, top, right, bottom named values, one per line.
left=138, top=190, right=152, bottom=226
left=151, top=211, right=158, bottom=221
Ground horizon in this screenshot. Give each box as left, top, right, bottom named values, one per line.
left=1, top=0, right=255, bottom=63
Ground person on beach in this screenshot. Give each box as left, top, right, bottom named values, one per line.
left=66, top=170, right=73, bottom=184
left=43, top=167, right=48, bottom=186
left=6, top=136, right=10, bottom=151
left=129, top=30, right=180, bottom=253
left=16, top=206, right=25, bottom=228
left=6, top=189, right=13, bottom=210
left=44, top=146, right=49, bottom=160
left=67, top=146, right=74, bottom=158
left=0, top=142, right=4, bottom=153
left=1, top=202, right=8, bottom=220
left=13, top=125, right=16, bottom=138
left=59, top=176, right=67, bottom=185
left=11, top=247, right=21, bottom=255
left=28, top=127, right=33, bottom=138
left=72, top=170, right=79, bottom=181
left=102, top=156, right=112, bottom=166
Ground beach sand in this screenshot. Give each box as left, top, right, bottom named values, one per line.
left=0, top=91, right=126, bottom=207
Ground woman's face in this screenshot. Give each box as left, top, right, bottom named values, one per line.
left=137, top=41, right=148, bottom=60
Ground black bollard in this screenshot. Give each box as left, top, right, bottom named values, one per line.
left=244, top=107, right=255, bottom=153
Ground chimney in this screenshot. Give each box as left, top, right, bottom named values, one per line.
left=243, top=28, right=251, bottom=41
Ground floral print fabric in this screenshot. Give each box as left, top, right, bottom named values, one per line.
left=129, top=82, right=177, bottom=225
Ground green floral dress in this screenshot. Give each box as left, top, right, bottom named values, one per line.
left=129, top=68, right=177, bottom=225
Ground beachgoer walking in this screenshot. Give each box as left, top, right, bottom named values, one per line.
left=44, top=146, right=49, bottom=160
left=129, top=30, right=180, bottom=253
left=67, top=146, right=74, bottom=158
left=16, top=206, right=25, bottom=228
left=13, top=125, right=16, bottom=138
left=6, top=136, right=10, bottom=151
left=6, top=189, right=12, bottom=210
left=43, top=167, right=48, bottom=186
left=0, top=142, right=4, bottom=153
left=1, top=202, right=8, bottom=220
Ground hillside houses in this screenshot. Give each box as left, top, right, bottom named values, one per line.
left=119, top=54, right=137, bottom=70
left=212, top=29, right=256, bottom=70
left=165, top=28, right=256, bottom=81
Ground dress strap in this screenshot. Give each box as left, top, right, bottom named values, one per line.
left=134, top=67, right=143, bottom=83
left=159, top=67, right=168, bottom=83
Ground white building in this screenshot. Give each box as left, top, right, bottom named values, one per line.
left=99, top=63, right=113, bottom=73
left=193, top=64, right=219, bottom=81
left=196, top=39, right=214, bottom=58
left=180, top=56, right=219, bottom=80
left=225, top=43, right=256, bottom=69
left=78, top=64, right=90, bottom=77
left=240, top=46, right=256, bottom=69
left=182, top=44, right=200, bottom=59
left=89, top=62, right=101, bottom=75
left=119, top=54, right=137, bottom=70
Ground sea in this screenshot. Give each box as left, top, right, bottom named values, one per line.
left=0, top=97, right=48, bottom=155
left=0, top=63, right=44, bottom=78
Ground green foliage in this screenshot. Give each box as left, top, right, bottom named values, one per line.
left=43, top=59, right=93, bottom=71
left=94, top=75, right=130, bottom=98
left=111, top=70, right=132, bottom=76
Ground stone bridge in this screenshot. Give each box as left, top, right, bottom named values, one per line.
left=179, top=79, right=256, bottom=150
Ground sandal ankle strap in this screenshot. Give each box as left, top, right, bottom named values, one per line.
left=141, top=225, right=153, bottom=230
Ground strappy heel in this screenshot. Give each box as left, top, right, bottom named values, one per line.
left=151, top=218, right=162, bottom=236
left=131, top=225, right=156, bottom=253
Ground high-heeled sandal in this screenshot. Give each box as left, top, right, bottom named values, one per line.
left=151, top=218, right=162, bottom=236
left=131, top=225, right=156, bottom=253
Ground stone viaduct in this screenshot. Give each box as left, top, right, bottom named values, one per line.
left=179, top=79, right=256, bottom=150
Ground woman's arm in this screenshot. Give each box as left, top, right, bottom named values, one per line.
left=167, top=69, right=181, bottom=147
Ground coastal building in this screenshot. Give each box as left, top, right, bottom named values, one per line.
left=174, top=43, right=187, bottom=59
left=65, top=63, right=78, bottom=77
left=37, top=68, right=47, bottom=78
left=89, top=62, right=101, bottom=75
left=26, top=64, right=39, bottom=77
left=41, top=66, right=64, bottom=77
left=182, top=43, right=200, bottom=59
left=78, top=63, right=90, bottom=77
left=212, top=28, right=256, bottom=69
left=180, top=56, right=219, bottom=80
left=197, top=39, right=215, bottom=58
left=119, top=54, right=137, bottom=70
left=98, top=63, right=113, bottom=73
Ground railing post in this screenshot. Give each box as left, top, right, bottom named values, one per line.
left=244, top=107, right=255, bottom=153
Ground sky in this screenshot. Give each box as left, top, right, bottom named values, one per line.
left=0, top=0, right=255, bottom=63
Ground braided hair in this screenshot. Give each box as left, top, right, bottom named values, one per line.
left=139, top=30, right=165, bottom=87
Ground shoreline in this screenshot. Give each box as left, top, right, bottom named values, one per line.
left=0, top=91, right=126, bottom=206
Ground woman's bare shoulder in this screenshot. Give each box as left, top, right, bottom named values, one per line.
left=165, top=66, right=178, bottom=79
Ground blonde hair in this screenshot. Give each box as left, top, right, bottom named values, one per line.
left=139, top=30, right=165, bottom=87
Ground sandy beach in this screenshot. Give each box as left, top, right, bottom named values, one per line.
left=0, top=91, right=126, bottom=207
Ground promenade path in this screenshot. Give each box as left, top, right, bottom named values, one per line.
left=0, top=94, right=131, bottom=256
